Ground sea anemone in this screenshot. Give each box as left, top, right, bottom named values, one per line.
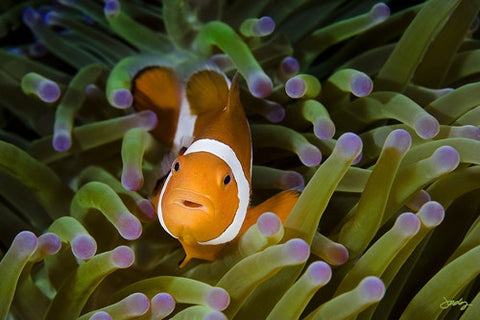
left=1, top=0, right=480, bottom=319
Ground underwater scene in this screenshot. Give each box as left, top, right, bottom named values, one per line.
left=1, top=0, right=479, bottom=319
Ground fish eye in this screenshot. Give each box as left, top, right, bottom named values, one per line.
left=223, top=174, right=231, bottom=185
left=173, top=161, right=180, bottom=172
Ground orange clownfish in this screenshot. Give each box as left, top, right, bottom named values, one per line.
left=132, top=66, right=299, bottom=267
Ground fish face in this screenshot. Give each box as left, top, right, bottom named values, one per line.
left=159, top=152, right=240, bottom=245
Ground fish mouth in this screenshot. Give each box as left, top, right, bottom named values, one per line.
left=180, top=199, right=205, bottom=210
left=169, top=188, right=212, bottom=213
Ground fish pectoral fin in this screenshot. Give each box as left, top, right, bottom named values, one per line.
left=186, top=69, right=229, bottom=115
left=178, top=239, right=226, bottom=267
left=240, top=190, right=300, bottom=235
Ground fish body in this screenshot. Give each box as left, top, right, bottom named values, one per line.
left=133, top=66, right=298, bottom=266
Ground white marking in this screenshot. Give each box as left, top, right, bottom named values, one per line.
left=157, top=138, right=250, bottom=245
left=172, top=88, right=197, bottom=154
left=185, top=139, right=250, bottom=245
left=158, top=172, right=177, bottom=239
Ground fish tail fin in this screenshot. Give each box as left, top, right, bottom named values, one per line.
left=132, top=66, right=182, bottom=147
left=186, top=69, right=229, bottom=115
left=240, top=190, right=300, bottom=235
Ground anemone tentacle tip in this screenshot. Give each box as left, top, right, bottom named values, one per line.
left=329, top=243, right=350, bottom=266
left=395, top=212, right=421, bottom=237
left=282, top=171, right=305, bottom=189
left=418, top=201, right=445, bottom=227
left=121, top=166, right=143, bottom=191
left=314, top=118, right=335, bottom=140
left=285, top=76, right=306, bottom=98
left=111, top=245, right=135, bottom=268
left=255, top=16, right=275, bottom=36
left=336, top=133, right=363, bottom=160
left=307, top=261, right=332, bottom=285
left=415, top=115, right=440, bottom=139
left=89, top=311, right=112, bottom=320
left=138, top=110, right=158, bottom=130
left=248, top=72, right=273, bottom=98
left=280, top=56, right=300, bottom=78
left=206, top=287, right=230, bottom=311
left=285, top=238, right=310, bottom=263
left=111, top=88, right=133, bottom=109
left=266, top=104, right=286, bottom=123
left=43, top=11, right=57, bottom=26
left=125, top=293, right=150, bottom=315
left=39, top=81, right=61, bottom=103
left=71, top=234, right=97, bottom=260
left=351, top=74, right=373, bottom=97
left=257, top=212, right=282, bottom=236
left=431, top=146, right=460, bottom=173
left=299, top=145, right=322, bottom=167
left=204, top=311, right=228, bottom=320
left=38, top=233, right=62, bottom=256
left=384, top=129, right=412, bottom=153
left=151, top=293, right=175, bottom=316
left=22, top=7, right=39, bottom=26
left=117, top=215, right=142, bottom=240
left=359, top=276, right=386, bottom=301
left=14, top=231, right=38, bottom=254
left=104, top=0, right=121, bottom=17
left=53, top=132, right=72, bottom=152
left=136, top=199, right=156, bottom=220
left=370, top=2, right=390, bottom=23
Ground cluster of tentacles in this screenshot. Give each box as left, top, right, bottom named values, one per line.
left=1, top=0, right=479, bottom=319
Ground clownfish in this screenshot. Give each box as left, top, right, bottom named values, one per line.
left=132, top=66, right=299, bottom=267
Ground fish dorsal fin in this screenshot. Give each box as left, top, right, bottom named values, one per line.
left=186, top=69, right=229, bottom=115
left=132, top=66, right=181, bottom=147
left=226, top=73, right=241, bottom=114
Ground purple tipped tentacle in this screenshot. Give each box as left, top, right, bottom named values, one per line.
left=414, top=114, right=440, bottom=139
left=71, top=182, right=143, bottom=241
left=298, top=144, right=322, bottom=167
left=336, top=132, right=364, bottom=160
left=430, top=145, right=460, bottom=173
left=393, top=212, right=421, bottom=237
left=151, top=293, right=176, bottom=319
left=369, top=2, right=391, bottom=24
left=383, top=129, right=412, bottom=153
left=89, top=312, right=112, bottom=320
left=357, top=276, right=386, bottom=302
left=135, top=199, right=156, bottom=220
left=48, top=216, right=97, bottom=260
left=314, top=118, right=336, bottom=140
left=240, top=16, right=275, bottom=37
left=417, top=201, right=444, bottom=227
left=205, top=287, right=230, bottom=311
left=350, top=73, right=373, bottom=97
left=248, top=71, right=273, bottom=98
left=406, top=189, right=431, bottom=211
left=0, top=231, right=38, bottom=319
left=111, top=88, right=133, bottom=109
left=311, top=232, right=349, bottom=266
left=21, top=72, right=61, bottom=103
left=104, top=0, right=121, bottom=18
left=306, top=261, right=332, bottom=285
left=257, top=212, right=282, bottom=237
left=71, top=234, right=97, bottom=260
left=31, top=232, right=62, bottom=261
left=278, top=56, right=300, bottom=81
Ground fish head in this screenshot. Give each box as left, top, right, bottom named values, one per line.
left=159, top=151, right=240, bottom=245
